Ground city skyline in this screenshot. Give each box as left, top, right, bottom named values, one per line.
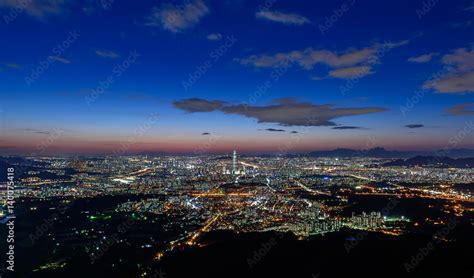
left=1, top=0, right=474, bottom=155
left=1, top=2, right=473, bottom=277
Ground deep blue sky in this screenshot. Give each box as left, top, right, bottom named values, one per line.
left=0, top=0, right=473, bottom=154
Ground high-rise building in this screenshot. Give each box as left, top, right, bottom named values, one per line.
left=232, top=150, right=237, bottom=174
left=232, top=150, right=238, bottom=184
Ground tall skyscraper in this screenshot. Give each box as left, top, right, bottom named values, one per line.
left=232, top=150, right=237, bottom=175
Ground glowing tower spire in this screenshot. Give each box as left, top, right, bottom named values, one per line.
left=232, top=150, right=237, bottom=175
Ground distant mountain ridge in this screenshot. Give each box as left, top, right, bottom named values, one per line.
left=1, top=147, right=474, bottom=159
left=307, top=148, right=474, bottom=158
left=382, top=156, right=474, bottom=168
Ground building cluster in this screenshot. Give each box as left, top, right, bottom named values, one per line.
left=1, top=151, right=472, bottom=247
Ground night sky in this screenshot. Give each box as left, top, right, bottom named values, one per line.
left=0, top=0, right=473, bottom=155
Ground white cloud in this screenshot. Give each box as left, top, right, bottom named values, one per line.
left=0, top=0, right=68, bottom=20
left=206, top=33, right=222, bottom=41
left=423, top=46, right=474, bottom=93
left=311, top=74, right=323, bottom=80
left=174, top=98, right=387, bottom=127
left=48, top=56, right=70, bottom=64
left=465, top=4, right=474, bottom=12
left=447, top=103, right=474, bottom=115
left=3, top=63, right=20, bottom=69
left=450, top=20, right=473, bottom=29
left=238, top=42, right=408, bottom=70
left=407, top=52, right=437, bottom=63
left=424, top=71, right=474, bottom=93
left=329, top=66, right=374, bottom=79
left=237, top=40, right=408, bottom=79
left=442, top=47, right=474, bottom=72
left=145, top=0, right=209, bottom=33
left=95, top=49, right=119, bottom=59
left=256, top=10, right=311, bottom=25
left=237, top=53, right=291, bottom=68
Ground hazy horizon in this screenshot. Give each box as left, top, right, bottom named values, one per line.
left=1, top=0, right=473, bottom=154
